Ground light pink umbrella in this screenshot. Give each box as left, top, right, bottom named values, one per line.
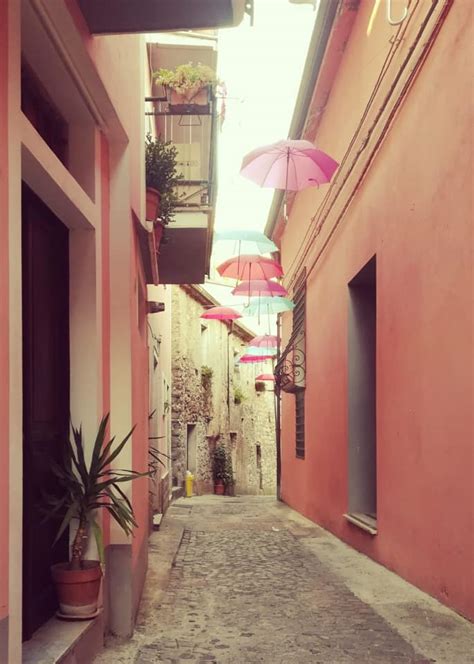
left=240, top=139, right=338, bottom=190
left=250, top=335, right=278, bottom=348
left=255, top=373, right=275, bottom=381
left=239, top=354, right=274, bottom=363
left=217, top=255, right=283, bottom=281
left=232, top=280, right=288, bottom=298
left=200, top=306, right=242, bottom=321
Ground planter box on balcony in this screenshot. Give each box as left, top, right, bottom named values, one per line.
left=166, top=86, right=211, bottom=115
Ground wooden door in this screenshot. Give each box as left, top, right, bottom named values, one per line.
left=22, top=186, right=70, bottom=640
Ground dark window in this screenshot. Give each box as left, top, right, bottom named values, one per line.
left=293, top=271, right=306, bottom=458
left=21, top=62, right=69, bottom=165
left=348, top=256, right=377, bottom=524
left=295, top=391, right=305, bottom=459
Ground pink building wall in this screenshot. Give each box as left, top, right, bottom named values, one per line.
left=278, top=0, right=473, bottom=621
left=0, top=0, right=10, bottom=626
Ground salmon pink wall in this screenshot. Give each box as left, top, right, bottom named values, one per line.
left=100, top=133, right=111, bottom=547
left=131, top=227, right=150, bottom=568
left=279, top=1, right=473, bottom=620
left=0, top=0, right=9, bottom=622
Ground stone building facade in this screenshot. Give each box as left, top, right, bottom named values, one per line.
left=171, top=285, right=276, bottom=495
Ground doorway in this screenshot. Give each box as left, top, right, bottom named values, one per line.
left=22, top=186, right=70, bottom=639
left=186, top=424, right=197, bottom=475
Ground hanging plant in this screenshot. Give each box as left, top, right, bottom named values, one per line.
left=145, top=133, right=183, bottom=224
left=153, top=62, right=221, bottom=105
left=234, top=386, right=246, bottom=405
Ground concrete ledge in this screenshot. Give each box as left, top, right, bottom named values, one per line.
left=343, top=512, right=378, bottom=535
left=22, top=611, right=104, bottom=664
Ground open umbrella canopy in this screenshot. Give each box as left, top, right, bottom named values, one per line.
left=246, top=346, right=277, bottom=357
left=217, top=255, right=283, bottom=281
left=232, top=279, right=288, bottom=298
left=250, top=334, right=278, bottom=348
left=240, top=138, right=339, bottom=191
left=243, top=296, right=294, bottom=316
left=239, top=354, right=274, bottom=363
left=256, top=373, right=275, bottom=382
left=200, top=306, right=242, bottom=321
left=214, top=229, right=277, bottom=253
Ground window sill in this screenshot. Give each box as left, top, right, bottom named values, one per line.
left=23, top=610, right=103, bottom=664
left=343, top=512, right=378, bottom=535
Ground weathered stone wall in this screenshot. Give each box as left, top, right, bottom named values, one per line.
left=171, top=286, right=276, bottom=495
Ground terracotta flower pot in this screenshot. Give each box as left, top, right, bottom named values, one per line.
left=214, top=481, right=225, bottom=495
left=146, top=187, right=160, bottom=222
left=51, top=560, right=102, bottom=618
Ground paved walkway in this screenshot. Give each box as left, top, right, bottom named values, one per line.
left=95, top=496, right=473, bottom=664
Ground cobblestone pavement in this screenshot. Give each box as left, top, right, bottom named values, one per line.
left=95, top=496, right=474, bottom=664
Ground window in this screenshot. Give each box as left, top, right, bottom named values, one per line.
left=293, top=271, right=306, bottom=458
left=295, top=391, right=305, bottom=459
left=21, top=62, right=69, bottom=165
left=347, top=256, right=377, bottom=529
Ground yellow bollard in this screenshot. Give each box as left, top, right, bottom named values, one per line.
left=185, top=471, right=194, bottom=497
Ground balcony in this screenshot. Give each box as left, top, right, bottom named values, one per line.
left=78, top=0, right=253, bottom=35
left=147, top=42, right=217, bottom=284
left=274, top=330, right=306, bottom=393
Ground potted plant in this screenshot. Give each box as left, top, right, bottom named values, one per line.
left=212, top=445, right=227, bottom=495
left=153, top=62, right=220, bottom=113
left=145, top=133, right=183, bottom=224
left=46, top=415, right=149, bottom=619
left=224, top=452, right=235, bottom=497
left=233, top=386, right=245, bottom=405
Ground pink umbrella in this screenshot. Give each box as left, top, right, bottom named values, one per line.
left=241, top=139, right=338, bottom=190
left=239, top=354, right=274, bottom=363
left=232, top=280, right=288, bottom=298
left=250, top=335, right=278, bottom=348
left=200, top=306, right=242, bottom=321
left=217, top=255, right=283, bottom=281
left=255, top=373, right=275, bottom=381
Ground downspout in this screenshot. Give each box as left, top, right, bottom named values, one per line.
left=275, top=313, right=282, bottom=500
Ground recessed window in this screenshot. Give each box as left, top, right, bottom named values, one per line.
left=348, top=256, right=377, bottom=526
left=21, top=62, right=69, bottom=165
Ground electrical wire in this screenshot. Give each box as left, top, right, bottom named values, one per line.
left=282, top=0, right=420, bottom=291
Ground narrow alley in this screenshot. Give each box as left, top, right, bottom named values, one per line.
left=94, top=497, right=473, bottom=664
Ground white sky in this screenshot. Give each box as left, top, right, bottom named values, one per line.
left=205, top=0, right=316, bottom=332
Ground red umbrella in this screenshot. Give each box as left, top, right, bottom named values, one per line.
left=200, top=306, right=242, bottom=321
left=239, top=354, right=274, bottom=363
left=217, top=255, right=283, bottom=282
left=250, top=335, right=278, bottom=348
left=232, top=279, right=288, bottom=298
left=255, top=373, right=275, bottom=381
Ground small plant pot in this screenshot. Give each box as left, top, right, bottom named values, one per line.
left=146, top=188, right=160, bottom=222
left=167, top=86, right=210, bottom=115
left=214, top=480, right=225, bottom=496
left=51, top=561, right=102, bottom=619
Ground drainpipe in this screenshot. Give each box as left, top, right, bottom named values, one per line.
left=275, top=313, right=282, bottom=500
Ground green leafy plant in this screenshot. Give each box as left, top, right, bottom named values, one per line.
left=153, top=62, right=220, bottom=95
left=46, top=414, right=150, bottom=570
left=212, top=445, right=227, bottom=483
left=224, top=452, right=234, bottom=489
left=233, top=386, right=246, bottom=405
left=145, top=133, right=183, bottom=225
left=201, top=365, right=213, bottom=389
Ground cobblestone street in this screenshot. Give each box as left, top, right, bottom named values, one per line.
left=95, top=497, right=473, bottom=664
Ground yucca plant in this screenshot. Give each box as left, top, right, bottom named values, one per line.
left=47, top=414, right=149, bottom=571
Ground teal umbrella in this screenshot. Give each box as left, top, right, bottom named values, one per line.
left=243, top=296, right=294, bottom=316
left=214, top=229, right=277, bottom=254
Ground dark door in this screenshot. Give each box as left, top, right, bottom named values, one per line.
left=22, top=186, right=70, bottom=640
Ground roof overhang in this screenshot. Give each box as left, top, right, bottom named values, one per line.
left=77, top=0, right=252, bottom=35
left=157, top=210, right=213, bottom=284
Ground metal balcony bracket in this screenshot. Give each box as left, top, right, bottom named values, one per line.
left=275, top=331, right=306, bottom=393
